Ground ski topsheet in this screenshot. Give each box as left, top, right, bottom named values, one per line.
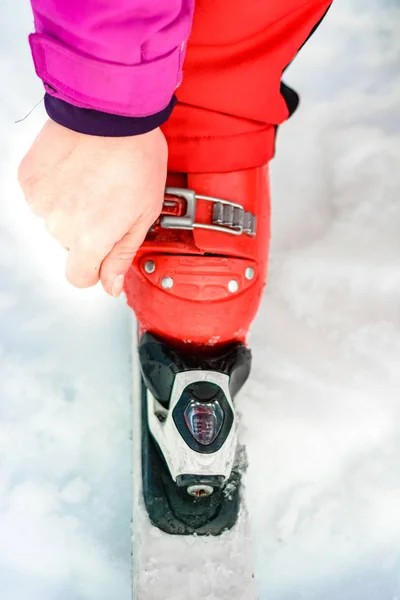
left=131, top=319, right=258, bottom=600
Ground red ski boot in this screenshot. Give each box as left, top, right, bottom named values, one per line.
left=125, top=166, right=270, bottom=535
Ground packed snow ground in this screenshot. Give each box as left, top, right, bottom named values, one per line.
left=1, top=1, right=400, bottom=599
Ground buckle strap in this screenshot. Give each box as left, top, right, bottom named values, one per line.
left=160, top=187, right=257, bottom=237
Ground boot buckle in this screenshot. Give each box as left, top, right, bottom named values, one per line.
left=161, top=187, right=256, bottom=237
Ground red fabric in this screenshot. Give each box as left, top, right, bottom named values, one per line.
left=162, top=0, right=333, bottom=173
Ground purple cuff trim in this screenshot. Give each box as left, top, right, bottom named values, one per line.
left=44, top=93, right=177, bottom=137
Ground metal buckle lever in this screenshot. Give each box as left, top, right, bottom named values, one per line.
left=161, top=187, right=256, bottom=237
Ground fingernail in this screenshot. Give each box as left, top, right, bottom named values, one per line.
left=112, top=274, right=125, bottom=298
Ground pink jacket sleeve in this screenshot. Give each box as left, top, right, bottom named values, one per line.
left=29, top=0, right=194, bottom=117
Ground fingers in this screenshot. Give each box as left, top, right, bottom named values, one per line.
left=45, top=212, right=68, bottom=245
left=99, top=214, right=153, bottom=297
left=65, top=233, right=115, bottom=289
left=42, top=211, right=113, bottom=289
left=65, top=248, right=102, bottom=289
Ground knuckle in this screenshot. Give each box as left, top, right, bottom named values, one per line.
left=44, top=213, right=69, bottom=247
left=76, top=229, right=116, bottom=261
left=29, top=195, right=52, bottom=219
left=76, top=231, right=99, bottom=253
left=45, top=213, right=59, bottom=237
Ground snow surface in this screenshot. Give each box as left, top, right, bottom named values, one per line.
left=1, top=0, right=400, bottom=598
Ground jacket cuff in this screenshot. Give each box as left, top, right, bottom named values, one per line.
left=29, top=33, right=183, bottom=117
left=44, top=94, right=177, bottom=137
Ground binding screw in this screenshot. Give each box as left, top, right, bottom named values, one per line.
left=245, top=267, right=255, bottom=280
left=187, top=484, right=214, bottom=497
left=228, top=279, right=239, bottom=293
left=161, top=276, right=174, bottom=289
left=144, top=260, right=156, bottom=274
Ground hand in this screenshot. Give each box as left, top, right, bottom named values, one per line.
left=18, top=119, right=168, bottom=297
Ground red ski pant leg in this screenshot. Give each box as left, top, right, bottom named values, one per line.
left=162, top=0, right=333, bottom=173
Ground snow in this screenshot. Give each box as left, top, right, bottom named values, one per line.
left=1, top=0, right=400, bottom=599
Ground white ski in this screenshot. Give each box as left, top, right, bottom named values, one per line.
left=131, top=317, right=258, bottom=600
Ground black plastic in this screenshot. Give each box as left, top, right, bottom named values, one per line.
left=139, top=332, right=250, bottom=536
left=139, top=332, right=252, bottom=405
left=176, top=474, right=225, bottom=490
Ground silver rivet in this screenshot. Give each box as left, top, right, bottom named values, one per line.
left=144, top=260, right=155, bottom=274
left=228, top=279, right=239, bottom=293
left=245, top=267, right=255, bottom=280
left=161, top=276, right=174, bottom=290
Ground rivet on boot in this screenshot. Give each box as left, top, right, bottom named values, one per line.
left=245, top=267, right=255, bottom=280
left=228, top=279, right=239, bottom=293
left=161, top=276, right=174, bottom=289
left=144, top=260, right=156, bottom=274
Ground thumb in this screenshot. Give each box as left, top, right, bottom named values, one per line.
left=99, top=223, right=148, bottom=297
